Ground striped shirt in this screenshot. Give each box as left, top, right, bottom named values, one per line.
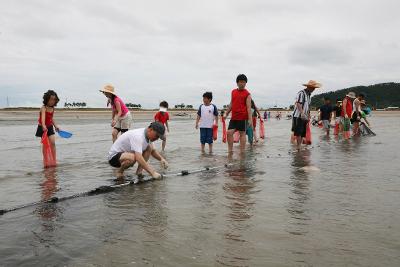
left=293, top=89, right=311, bottom=118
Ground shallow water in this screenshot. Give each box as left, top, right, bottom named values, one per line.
left=0, top=115, right=399, bottom=266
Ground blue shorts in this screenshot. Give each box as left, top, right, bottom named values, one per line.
left=200, top=128, right=213, bottom=144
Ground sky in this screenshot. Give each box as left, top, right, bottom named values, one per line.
left=1, top=0, right=399, bottom=108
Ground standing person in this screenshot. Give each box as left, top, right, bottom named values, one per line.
left=251, top=100, right=262, bottom=143
left=108, top=122, right=169, bottom=179
left=351, top=93, right=365, bottom=136
left=263, top=111, right=268, bottom=121
left=341, top=92, right=356, bottom=139
left=154, top=101, right=170, bottom=152
left=35, top=90, right=62, bottom=165
left=100, top=84, right=133, bottom=143
left=195, top=92, right=219, bottom=153
left=223, top=74, right=253, bottom=153
left=291, top=80, right=321, bottom=150
left=332, top=99, right=342, bottom=135
left=318, top=97, right=333, bottom=136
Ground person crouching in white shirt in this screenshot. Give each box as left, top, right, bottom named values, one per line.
left=107, top=122, right=169, bottom=180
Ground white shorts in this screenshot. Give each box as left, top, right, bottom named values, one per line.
left=115, top=112, right=132, bottom=130
left=322, top=120, right=330, bottom=129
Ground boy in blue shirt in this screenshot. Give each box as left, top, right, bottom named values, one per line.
left=195, top=92, right=219, bottom=153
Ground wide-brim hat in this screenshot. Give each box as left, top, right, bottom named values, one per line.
left=346, top=92, right=356, bottom=98
left=99, top=84, right=116, bottom=95
left=302, top=80, right=322, bottom=88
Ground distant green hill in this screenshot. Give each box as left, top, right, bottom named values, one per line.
left=311, top=82, right=400, bottom=109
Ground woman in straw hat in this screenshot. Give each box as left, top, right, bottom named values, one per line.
left=100, top=84, right=133, bottom=143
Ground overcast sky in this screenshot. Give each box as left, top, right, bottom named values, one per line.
left=1, top=0, right=399, bottom=108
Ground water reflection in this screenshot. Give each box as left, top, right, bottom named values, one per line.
left=36, top=167, right=60, bottom=224
left=216, top=154, right=257, bottom=267
left=287, top=150, right=312, bottom=235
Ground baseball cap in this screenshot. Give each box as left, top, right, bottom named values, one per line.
left=149, top=121, right=166, bottom=141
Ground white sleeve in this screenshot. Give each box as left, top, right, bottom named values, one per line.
left=130, top=137, right=143, bottom=153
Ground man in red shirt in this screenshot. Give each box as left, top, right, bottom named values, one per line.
left=223, top=74, right=253, bottom=153
left=154, top=101, right=170, bottom=152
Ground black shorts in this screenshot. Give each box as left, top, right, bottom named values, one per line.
left=109, top=152, right=122, bottom=168
left=35, top=125, right=55, bottom=137
left=228, top=120, right=248, bottom=132
left=114, top=127, right=129, bottom=133
left=292, top=117, right=308, bottom=138
left=351, top=112, right=361, bottom=124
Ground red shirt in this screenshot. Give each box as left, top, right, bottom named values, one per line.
left=154, top=111, right=169, bottom=125
left=38, top=109, right=54, bottom=126
left=341, top=97, right=353, bottom=117
left=231, top=88, right=250, bottom=120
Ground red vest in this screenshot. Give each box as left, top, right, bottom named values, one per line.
left=38, top=109, right=54, bottom=126
left=231, top=88, right=250, bottom=120
left=341, top=97, right=353, bottom=117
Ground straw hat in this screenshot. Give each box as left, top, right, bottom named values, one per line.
left=99, top=84, right=116, bottom=95
left=346, top=92, right=356, bottom=98
left=302, top=80, right=321, bottom=88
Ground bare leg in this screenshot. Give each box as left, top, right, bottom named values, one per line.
left=239, top=131, right=246, bottom=152
left=201, top=144, right=205, bottom=153
left=117, top=152, right=136, bottom=179
left=49, top=134, right=57, bottom=161
left=112, top=128, right=119, bottom=143
left=162, top=138, right=166, bottom=152
left=136, top=146, right=152, bottom=176
left=227, top=129, right=235, bottom=153
left=209, top=143, right=213, bottom=154
left=296, top=136, right=302, bottom=151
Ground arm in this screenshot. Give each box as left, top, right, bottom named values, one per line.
left=195, top=115, right=200, bottom=129
left=134, top=151, right=156, bottom=176
left=165, top=121, right=170, bottom=132
left=52, top=116, right=60, bottom=131
left=343, top=98, right=348, bottom=118
left=151, top=148, right=164, bottom=161
left=40, top=107, right=47, bottom=131
left=246, top=95, right=253, bottom=128
left=224, top=102, right=232, bottom=119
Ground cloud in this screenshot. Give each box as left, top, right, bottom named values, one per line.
left=0, top=0, right=400, bottom=108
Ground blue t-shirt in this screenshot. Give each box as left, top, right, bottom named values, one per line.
left=319, top=104, right=333, bottom=120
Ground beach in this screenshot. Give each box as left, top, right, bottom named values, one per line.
left=0, top=110, right=399, bottom=266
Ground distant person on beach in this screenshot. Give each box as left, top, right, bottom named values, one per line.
left=341, top=92, right=356, bottom=139
left=332, top=99, right=342, bottom=135
left=107, top=122, right=168, bottom=180
left=291, top=80, right=321, bottom=150
left=35, top=90, right=61, bottom=165
left=351, top=93, right=365, bottom=136
left=223, top=74, right=253, bottom=153
left=263, top=111, right=268, bottom=121
left=154, top=101, right=170, bottom=152
left=195, top=92, right=219, bottom=153
left=251, top=99, right=262, bottom=143
left=100, top=84, right=132, bottom=143
left=318, top=97, right=333, bottom=136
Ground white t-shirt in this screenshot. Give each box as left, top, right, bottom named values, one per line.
left=108, top=128, right=150, bottom=160
left=293, top=89, right=311, bottom=118
left=197, top=104, right=218, bottom=128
